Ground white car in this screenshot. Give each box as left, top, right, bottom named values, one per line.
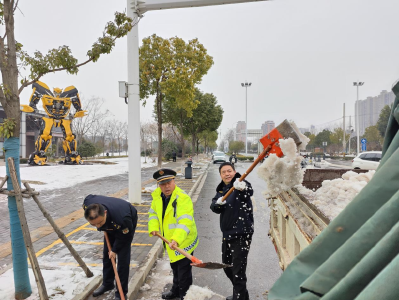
left=352, top=151, right=382, bottom=170
left=212, top=151, right=226, bottom=164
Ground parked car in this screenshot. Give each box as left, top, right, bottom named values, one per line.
left=352, top=151, right=382, bottom=170
left=212, top=151, right=227, bottom=164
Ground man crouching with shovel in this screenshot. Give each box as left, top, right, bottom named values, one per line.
left=211, top=162, right=254, bottom=300
left=83, top=195, right=138, bottom=300
left=149, top=168, right=199, bottom=300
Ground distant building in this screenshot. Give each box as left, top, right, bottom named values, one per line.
left=310, top=125, right=316, bottom=134
left=299, top=128, right=309, bottom=134
left=261, top=120, right=275, bottom=135
left=236, top=121, right=246, bottom=142
left=355, top=90, right=395, bottom=136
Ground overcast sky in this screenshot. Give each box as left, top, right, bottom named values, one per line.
left=13, top=0, right=399, bottom=142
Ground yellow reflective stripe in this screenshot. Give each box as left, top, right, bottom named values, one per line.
left=149, top=216, right=158, bottom=222
left=176, top=214, right=193, bottom=222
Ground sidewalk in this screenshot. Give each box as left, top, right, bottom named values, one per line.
left=0, top=156, right=211, bottom=299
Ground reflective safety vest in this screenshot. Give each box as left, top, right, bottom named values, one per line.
left=148, top=185, right=199, bottom=263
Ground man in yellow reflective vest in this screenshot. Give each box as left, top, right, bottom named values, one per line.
left=148, top=168, right=199, bottom=300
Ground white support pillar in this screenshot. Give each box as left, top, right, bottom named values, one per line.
left=127, top=0, right=142, bottom=203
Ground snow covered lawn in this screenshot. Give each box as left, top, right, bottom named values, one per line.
left=0, top=267, right=101, bottom=300
left=0, top=157, right=161, bottom=192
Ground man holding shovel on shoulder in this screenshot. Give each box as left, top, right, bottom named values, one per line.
left=210, top=162, right=254, bottom=300
left=83, top=195, right=138, bottom=300
left=149, top=168, right=199, bottom=300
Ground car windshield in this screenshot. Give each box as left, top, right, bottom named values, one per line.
left=214, top=152, right=224, bottom=156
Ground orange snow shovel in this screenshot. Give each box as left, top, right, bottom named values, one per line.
left=222, top=119, right=303, bottom=202
left=104, top=232, right=126, bottom=300
left=155, top=232, right=231, bottom=269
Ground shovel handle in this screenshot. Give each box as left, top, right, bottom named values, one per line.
left=221, top=145, right=271, bottom=202
left=154, top=232, right=202, bottom=264
left=104, top=232, right=126, bottom=300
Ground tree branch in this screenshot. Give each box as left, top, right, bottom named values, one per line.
left=18, top=57, right=94, bottom=94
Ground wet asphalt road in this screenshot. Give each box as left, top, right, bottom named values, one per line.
left=192, top=162, right=282, bottom=300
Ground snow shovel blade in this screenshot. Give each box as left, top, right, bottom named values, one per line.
left=259, top=119, right=302, bottom=159
left=191, top=261, right=232, bottom=269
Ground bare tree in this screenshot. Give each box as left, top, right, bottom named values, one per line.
left=123, top=123, right=128, bottom=155
left=72, top=96, right=107, bottom=143
left=224, top=129, right=235, bottom=142
left=115, top=121, right=126, bottom=155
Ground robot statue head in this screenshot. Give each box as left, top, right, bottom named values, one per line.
left=53, top=87, right=62, bottom=97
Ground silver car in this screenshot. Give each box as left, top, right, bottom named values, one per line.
left=212, top=151, right=226, bottom=164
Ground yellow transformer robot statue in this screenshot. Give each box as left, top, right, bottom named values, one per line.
left=21, top=81, right=87, bottom=166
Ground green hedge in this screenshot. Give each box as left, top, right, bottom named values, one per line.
left=237, top=156, right=254, bottom=161
left=330, top=156, right=354, bottom=161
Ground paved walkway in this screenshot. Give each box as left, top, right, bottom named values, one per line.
left=0, top=156, right=211, bottom=299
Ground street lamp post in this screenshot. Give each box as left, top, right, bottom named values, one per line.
left=241, top=82, right=251, bottom=155
left=353, top=82, right=364, bottom=155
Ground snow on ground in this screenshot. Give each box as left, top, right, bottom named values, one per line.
left=257, top=138, right=304, bottom=196
left=0, top=157, right=162, bottom=192
left=142, top=184, right=158, bottom=193
left=0, top=267, right=101, bottom=300
left=185, top=285, right=215, bottom=300
left=296, top=170, right=375, bottom=220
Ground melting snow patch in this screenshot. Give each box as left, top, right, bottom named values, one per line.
left=257, top=138, right=304, bottom=196
left=142, top=184, right=158, bottom=193
left=0, top=267, right=101, bottom=300
left=184, top=285, right=215, bottom=300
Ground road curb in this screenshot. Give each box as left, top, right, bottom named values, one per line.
left=76, top=162, right=210, bottom=300
left=72, top=275, right=102, bottom=300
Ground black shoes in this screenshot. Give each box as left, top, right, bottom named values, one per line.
left=162, top=290, right=180, bottom=299
left=93, top=285, right=114, bottom=297
left=226, top=296, right=233, bottom=300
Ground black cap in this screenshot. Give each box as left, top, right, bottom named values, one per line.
left=153, top=168, right=176, bottom=184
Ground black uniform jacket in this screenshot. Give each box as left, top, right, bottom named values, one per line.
left=83, top=194, right=138, bottom=253
left=210, top=173, right=254, bottom=239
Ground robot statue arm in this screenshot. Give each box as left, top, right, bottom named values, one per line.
left=61, top=86, right=82, bottom=111
left=29, top=81, right=53, bottom=110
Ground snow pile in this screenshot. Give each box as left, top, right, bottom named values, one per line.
left=184, top=285, right=215, bottom=300
left=290, top=121, right=310, bottom=151
left=257, top=138, right=304, bottom=196
left=296, top=170, right=375, bottom=220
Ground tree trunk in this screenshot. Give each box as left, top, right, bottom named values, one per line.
left=179, top=113, right=185, bottom=159
left=191, top=133, right=196, bottom=156
left=157, top=91, right=163, bottom=168
left=0, top=1, right=32, bottom=297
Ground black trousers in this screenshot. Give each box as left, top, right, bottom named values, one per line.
left=170, top=254, right=193, bottom=300
left=173, top=157, right=177, bottom=162
left=103, top=233, right=133, bottom=296
left=222, top=235, right=252, bottom=300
